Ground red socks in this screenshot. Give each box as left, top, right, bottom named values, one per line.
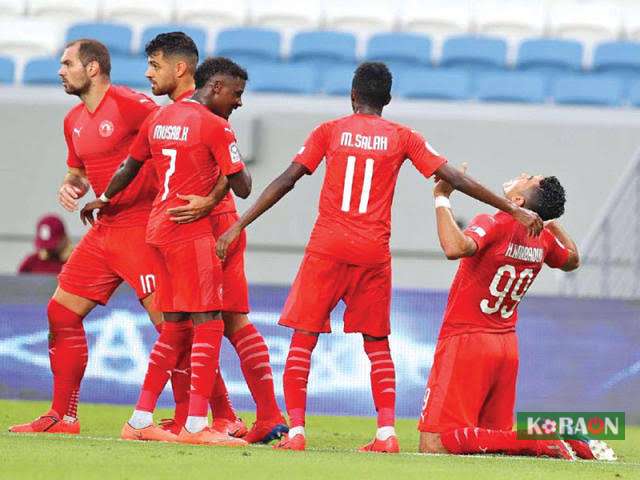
left=136, top=321, right=192, bottom=412
left=364, top=338, right=396, bottom=427
left=230, top=324, right=280, bottom=421
left=283, top=332, right=318, bottom=428
left=210, top=370, right=239, bottom=421
left=441, top=428, right=540, bottom=457
left=188, top=321, right=224, bottom=418
left=170, top=324, right=192, bottom=428
left=48, top=299, right=88, bottom=418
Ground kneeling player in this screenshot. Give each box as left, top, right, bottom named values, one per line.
left=418, top=168, right=611, bottom=460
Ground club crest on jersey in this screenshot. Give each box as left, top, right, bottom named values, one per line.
left=229, top=142, right=242, bottom=163
left=99, top=120, right=114, bottom=138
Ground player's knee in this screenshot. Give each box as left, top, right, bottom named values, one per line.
left=47, top=298, right=84, bottom=330
left=222, top=311, right=250, bottom=337
left=363, top=334, right=388, bottom=342
left=419, top=432, right=447, bottom=454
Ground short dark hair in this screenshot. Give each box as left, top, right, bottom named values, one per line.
left=145, top=31, right=199, bottom=70
left=194, top=57, right=248, bottom=89
left=66, top=38, right=111, bottom=76
left=352, top=62, right=392, bottom=109
left=528, top=176, right=566, bottom=221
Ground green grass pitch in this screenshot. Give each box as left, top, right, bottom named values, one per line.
left=1, top=400, right=639, bottom=480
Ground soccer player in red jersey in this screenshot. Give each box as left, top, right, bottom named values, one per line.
left=418, top=167, right=582, bottom=460
left=141, top=33, right=287, bottom=442
left=216, top=62, right=543, bottom=452
left=9, top=39, right=162, bottom=435
left=81, top=57, right=252, bottom=446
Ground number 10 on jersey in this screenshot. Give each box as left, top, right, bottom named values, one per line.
left=342, top=155, right=374, bottom=213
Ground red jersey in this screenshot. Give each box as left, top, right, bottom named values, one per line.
left=439, top=212, right=571, bottom=339
left=129, top=98, right=246, bottom=246
left=64, top=85, right=158, bottom=227
left=294, top=113, right=447, bottom=265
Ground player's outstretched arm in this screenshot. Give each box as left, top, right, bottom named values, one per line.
left=433, top=164, right=478, bottom=260
left=168, top=174, right=230, bottom=224
left=216, top=162, right=307, bottom=260
left=58, top=167, right=90, bottom=212
left=79, top=157, right=143, bottom=226
left=434, top=163, right=543, bottom=236
left=227, top=168, right=252, bottom=199
left=545, top=220, right=580, bottom=271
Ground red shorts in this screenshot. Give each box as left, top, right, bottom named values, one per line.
left=210, top=212, right=249, bottom=313
left=418, top=332, right=519, bottom=433
left=152, top=236, right=223, bottom=313
left=279, top=252, right=392, bottom=337
left=58, top=224, right=157, bottom=304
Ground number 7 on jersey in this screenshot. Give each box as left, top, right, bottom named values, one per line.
left=161, top=148, right=177, bottom=201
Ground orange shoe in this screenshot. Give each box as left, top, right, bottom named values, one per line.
left=121, top=422, right=178, bottom=442
left=243, top=418, right=289, bottom=444
left=177, top=427, right=248, bottom=447
left=211, top=417, right=248, bottom=438
left=273, top=433, right=305, bottom=451
left=9, top=410, right=80, bottom=435
left=359, top=435, right=400, bottom=453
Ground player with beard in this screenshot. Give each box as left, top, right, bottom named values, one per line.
left=9, top=39, right=161, bottom=434
left=139, top=33, right=287, bottom=443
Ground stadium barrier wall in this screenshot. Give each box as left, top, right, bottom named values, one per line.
left=1, top=276, right=638, bottom=423
left=3, top=88, right=640, bottom=295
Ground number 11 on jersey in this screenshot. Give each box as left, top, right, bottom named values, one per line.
left=341, top=155, right=374, bottom=214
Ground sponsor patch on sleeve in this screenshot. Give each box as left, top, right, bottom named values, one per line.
left=470, top=225, right=486, bottom=237
left=229, top=142, right=242, bottom=163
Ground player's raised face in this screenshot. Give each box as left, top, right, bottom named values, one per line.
left=503, top=173, right=544, bottom=203
left=58, top=45, right=91, bottom=96
left=210, top=75, right=246, bottom=119
left=145, top=51, right=178, bottom=96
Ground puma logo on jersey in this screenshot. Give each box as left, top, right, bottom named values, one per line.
left=153, top=124, right=189, bottom=141
left=505, top=243, right=543, bottom=263
left=73, top=127, right=82, bottom=136
left=340, top=132, right=388, bottom=151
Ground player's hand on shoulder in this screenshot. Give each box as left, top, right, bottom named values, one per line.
left=513, top=206, right=543, bottom=237
left=433, top=163, right=467, bottom=198
left=216, top=224, right=242, bottom=261
left=79, top=198, right=108, bottom=226
left=167, top=194, right=215, bottom=224
left=58, top=184, right=86, bottom=212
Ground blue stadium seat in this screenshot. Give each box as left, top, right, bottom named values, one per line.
left=23, top=57, right=60, bottom=85
left=140, top=25, right=208, bottom=57
left=0, top=56, right=14, bottom=84
left=365, top=32, right=432, bottom=67
left=628, top=81, right=640, bottom=107
left=66, top=22, right=133, bottom=56
left=215, top=28, right=281, bottom=62
left=395, top=68, right=472, bottom=101
left=110, top=56, right=150, bottom=88
left=248, top=63, right=317, bottom=94
left=440, top=35, right=507, bottom=72
left=323, top=65, right=355, bottom=96
left=553, top=74, right=624, bottom=107
left=290, top=31, right=356, bottom=65
left=593, top=41, right=640, bottom=78
left=476, top=72, right=547, bottom=104
left=517, top=39, right=583, bottom=76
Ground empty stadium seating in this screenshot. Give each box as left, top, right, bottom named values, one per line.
left=5, top=1, right=640, bottom=108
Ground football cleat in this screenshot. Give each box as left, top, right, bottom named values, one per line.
left=121, top=422, right=178, bottom=442
left=158, top=418, right=182, bottom=436
left=536, top=440, right=576, bottom=461
left=177, top=426, right=248, bottom=446
left=359, top=435, right=400, bottom=454
left=273, top=433, right=306, bottom=451
left=9, top=410, right=80, bottom=434
left=211, top=417, right=248, bottom=438
left=243, top=419, right=289, bottom=444
left=565, top=437, right=617, bottom=461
